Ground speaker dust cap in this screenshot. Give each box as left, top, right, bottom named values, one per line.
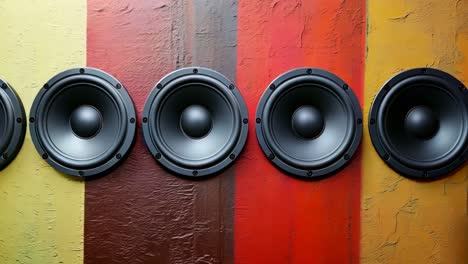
left=142, top=67, right=248, bottom=177
left=369, top=68, right=468, bottom=179
left=0, top=79, right=26, bottom=170
left=256, top=68, right=363, bottom=179
left=29, top=68, right=136, bottom=177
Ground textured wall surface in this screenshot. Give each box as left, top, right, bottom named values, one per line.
left=0, top=0, right=466, bottom=263
left=0, top=0, right=86, bottom=263
left=235, top=0, right=365, bottom=263
left=84, top=1, right=237, bottom=263
left=362, top=1, right=468, bottom=263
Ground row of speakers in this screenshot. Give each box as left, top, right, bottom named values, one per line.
left=0, top=67, right=466, bottom=180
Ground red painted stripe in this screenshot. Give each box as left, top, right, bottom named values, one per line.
left=235, top=0, right=365, bottom=263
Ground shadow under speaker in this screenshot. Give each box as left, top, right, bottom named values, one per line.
left=142, top=67, right=248, bottom=177
left=29, top=68, right=136, bottom=177
left=369, top=68, right=468, bottom=179
left=256, top=68, right=363, bottom=179
left=0, top=78, right=26, bottom=170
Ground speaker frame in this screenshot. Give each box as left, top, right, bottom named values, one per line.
left=29, top=68, right=136, bottom=177
left=369, top=68, right=468, bottom=179
left=0, top=79, right=26, bottom=170
left=142, top=67, right=249, bottom=177
left=256, top=68, right=363, bottom=179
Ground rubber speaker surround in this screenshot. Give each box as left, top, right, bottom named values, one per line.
left=256, top=68, right=363, bottom=179
left=0, top=78, right=26, bottom=170
left=29, top=68, right=136, bottom=177
left=142, top=67, right=248, bottom=177
left=369, top=68, right=468, bottom=179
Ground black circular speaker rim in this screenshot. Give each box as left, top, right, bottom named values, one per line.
left=369, top=68, right=468, bottom=179
left=142, top=67, right=249, bottom=177
left=0, top=79, right=26, bottom=170
left=256, top=68, right=363, bottom=179
left=29, top=68, right=136, bottom=177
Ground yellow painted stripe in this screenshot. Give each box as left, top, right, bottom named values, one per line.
left=0, top=1, right=86, bottom=263
left=363, top=1, right=468, bottom=263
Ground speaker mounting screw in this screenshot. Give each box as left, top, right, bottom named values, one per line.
left=1, top=83, right=7, bottom=89
left=116, top=154, right=122, bottom=159
left=268, top=153, right=275, bottom=160
left=143, top=117, right=148, bottom=123
left=383, top=153, right=389, bottom=160
left=78, top=171, right=84, bottom=176
left=422, top=68, right=427, bottom=74
left=357, top=118, right=362, bottom=124
left=370, top=118, right=375, bottom=125
left=243, top=118, right=248, bottom=124
left=307, top=68, right=313, bottom=74
left=157, top=83, right=163, bottom=89
left=230, top=154, right=236, bottom=160
left=42, top=153, right=48, bottom=159
left=130, top=118, right=135, bottom=123
left=343, top=84, right=348, bottom=90
left=192, top=170, right=198, bottom=176
left=229, top=84, right=235, bottom=90
left=29, top=117, right=35, bottom=123
left=459, top=84, right=465, bottom=91
left=422, top=171, right=428, bottom=177
left=155, top=153, right=161, bottom=159
left=43, top=83, right=49, bottom=89
left=2, top=153, right=8, bottom=160
left=16, top=117, right=22, bottom=123
left=193, top=68, right=198, bottom=74
left=79, top=68, right=85, bottom=74
left=256, top=118, right=261, bottom=124
left=269, top=84, right=276, bottom=90
left=307, top=171, right=313, bottom=176
left=344, top=154, right=350, bottom=160
left=116, top=84, right=121, bottom=89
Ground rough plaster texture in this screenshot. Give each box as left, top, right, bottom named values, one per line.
left=362, top=1, right=468, bottom=263
left=0, top=0, right=86, bottom=263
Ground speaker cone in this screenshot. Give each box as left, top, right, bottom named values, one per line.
left=369, top=68, right=468, bottom=179
left=256, top=68, right=363, bottom=178
left=30, top=68, right=136, bottom=177
left=142, top=67, right=248, bottom=177
left=0, top=79, right=26, bottom=170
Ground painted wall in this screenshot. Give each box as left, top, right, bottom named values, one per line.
left=0, top=0, right=465, bottom=264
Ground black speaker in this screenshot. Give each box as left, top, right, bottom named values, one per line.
left=369, top=68, right=468, bottom=179
left=29, top=68, right=136, bottom=177
left=256, top=68, right=363, bottom=179
left=142, top=67, right=248, bottom=177
left=0, top=78, right=26, bottom=170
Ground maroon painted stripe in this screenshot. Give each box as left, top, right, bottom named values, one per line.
left=84, top=1, right=237, bottom=263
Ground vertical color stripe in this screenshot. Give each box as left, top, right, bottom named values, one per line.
left=362, top=1, right=468, bottom=263
left=235, top=0, right=365, bottom=263
left=84, top=1, right=237, bottom=263
left=0, top=0, right=86, bottom=263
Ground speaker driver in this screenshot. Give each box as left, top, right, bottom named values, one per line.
left=30, top=68, right=136, bottom=177
left=0, top=79, right=26, bottom=170
left=369, top=68, right=468, bottom=179
left=142, top=67, right=248, bottom=177
left=256, top=68, right=363, bottom=178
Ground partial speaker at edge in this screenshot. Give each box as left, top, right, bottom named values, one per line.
left=0, top=78, right=26, bottom=170
left=369, top=68, right=468, bottom=179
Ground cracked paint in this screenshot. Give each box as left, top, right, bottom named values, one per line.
left=362, top=1, right=468, bottom=263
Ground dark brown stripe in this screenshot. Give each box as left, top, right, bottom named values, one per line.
left=85, top=1, right=237, bottom=263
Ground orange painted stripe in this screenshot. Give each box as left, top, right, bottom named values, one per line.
left=235, top=0, right=365, bottom=263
